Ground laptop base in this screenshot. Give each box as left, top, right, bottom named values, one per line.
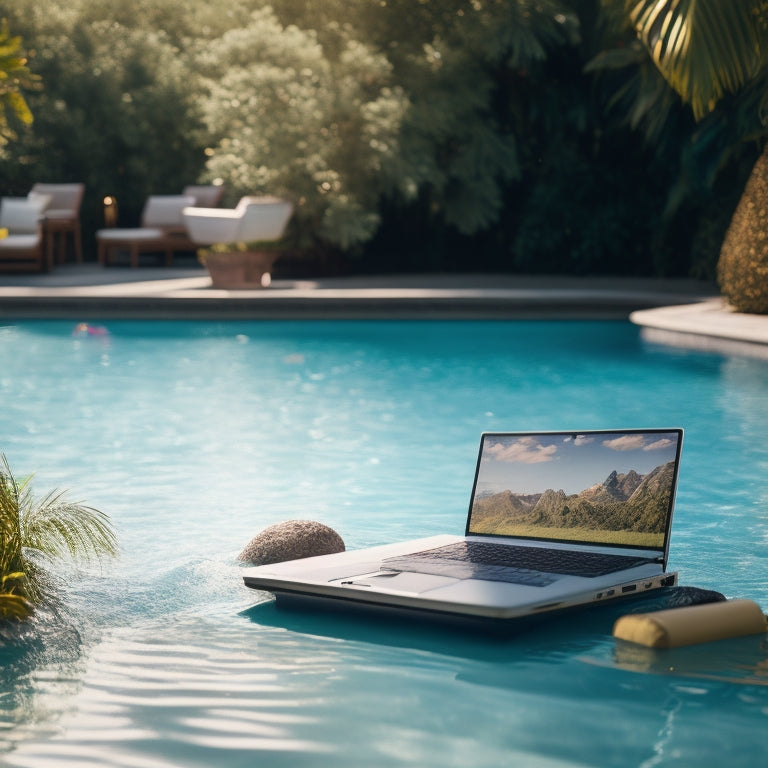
left=244, top=569, right=678, bottom=627
left=250, top=575, right=679, bottom=636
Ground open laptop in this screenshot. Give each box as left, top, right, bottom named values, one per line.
left=243, top=429, right=682, bottom=623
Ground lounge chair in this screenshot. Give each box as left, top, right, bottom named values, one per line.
left=29, top=183, right=85, bottom=264
left=96, top=194, right=197, bottom=267
left=183, top=184, right=225, bottom=207
left=182, top=196, right=293, bottom=245
left=0, top=196, right=52, bottom=272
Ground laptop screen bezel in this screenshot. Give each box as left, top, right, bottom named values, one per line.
left=465, top=428, right=683, bottom=567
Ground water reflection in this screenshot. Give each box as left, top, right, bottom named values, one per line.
left=0, top=605, right=85, bottom=755
left=609, top=634, right=768, bottom=686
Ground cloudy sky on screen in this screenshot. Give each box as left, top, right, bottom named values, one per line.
left=474, top=431, right=680, bottom=496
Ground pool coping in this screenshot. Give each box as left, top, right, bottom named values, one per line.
left=630, top=299, right=768, bottom=359
left=0, top=265, right=719, bottom=320
left=2, top=265, right=767, bottom=357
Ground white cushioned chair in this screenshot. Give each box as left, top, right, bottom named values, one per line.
left=29, top=182, right=86, bottom=263
left=182, top=196, right=293, bottom=245
left=0, top=196, right=52, bottom=272
left=183, top=184, right=225, bottom=208
left=96, top=194, right=196, bottom=267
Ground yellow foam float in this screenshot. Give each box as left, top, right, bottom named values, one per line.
left=613, top=599, right=767, bottom=648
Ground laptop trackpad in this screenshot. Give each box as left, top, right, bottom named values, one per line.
left=331, top=571, right=458, bottom=594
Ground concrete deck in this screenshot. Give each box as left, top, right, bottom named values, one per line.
left=0, top=263, right=718, bottom=319
left=0, top=263, right=766, bottom=357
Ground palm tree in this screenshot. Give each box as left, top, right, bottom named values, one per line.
left=0, top=454, right=118, bottom=621
left=614, top=0, right=768, bottom=311
left=624, top=0, right=766, bottom=120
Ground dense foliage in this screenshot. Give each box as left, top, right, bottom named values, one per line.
left=0, top=18, right=37, bottom=152
left=1, top=0, right=767, bottom=278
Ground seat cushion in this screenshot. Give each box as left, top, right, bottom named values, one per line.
left=96, top=228, right=165, bottom=241
left=141, top=196, right=196, bottom=228
left=0, top=199, right=47, bottom=234
left=0, top=234, right=41, bottom=252
left=45, top=208, right=78, bottom=220
left=30, top=183, right=84, bottom=210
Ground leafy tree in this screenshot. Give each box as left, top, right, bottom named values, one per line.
left=196, top=1, right=581, bottom=255
left=0, top=0, right=207, bottom=243
left=194, top=6, right=409, bottom=251
left=4, top=0, right=763, bottom=276
left=0, top=454, right=117, bottom=622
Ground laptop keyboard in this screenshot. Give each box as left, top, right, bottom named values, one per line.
left=382, top=541, right=653, bottom=587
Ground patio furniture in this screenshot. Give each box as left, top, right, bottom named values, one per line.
left=29, top=183, right=85, bottom=264
left=182, top=196, right=294, bottom=245
left=0, top=196, right=52, bottom=272
left=96, top=194, right=196, bottom=267
left=183, top=184, right=225, bottom=207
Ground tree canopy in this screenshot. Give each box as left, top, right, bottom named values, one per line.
left=2, top=0, right=767, bottom=277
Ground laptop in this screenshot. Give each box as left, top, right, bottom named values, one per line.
left=243, top=429, right=682, bottom=623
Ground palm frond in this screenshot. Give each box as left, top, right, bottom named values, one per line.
left=20, top=489, right=119, bottom=564
left=1, top=453, right=118, bottom=622
left=626, top=0, right=766, bottom=119
left=0, top=592, right=32, bottom=620
left=0, top=456, right=25, bottom=575
left=0, top=571, right=33, bottom=619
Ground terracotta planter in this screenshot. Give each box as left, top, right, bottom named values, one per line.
left=203, top=250, right=279, bottom=289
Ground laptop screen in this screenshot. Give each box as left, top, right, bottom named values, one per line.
left=467, top=429, right=682, bottom=551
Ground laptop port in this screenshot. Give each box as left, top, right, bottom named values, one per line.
left=621, top=584, right=637, bottom=593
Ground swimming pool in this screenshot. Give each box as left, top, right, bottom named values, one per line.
left=0, top=319, right=767, bottom=766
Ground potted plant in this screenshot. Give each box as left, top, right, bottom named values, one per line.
left=197, top=239, right=289, bottom=289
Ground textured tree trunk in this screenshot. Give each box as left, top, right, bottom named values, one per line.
left=718, top=142, right=768, bottom=313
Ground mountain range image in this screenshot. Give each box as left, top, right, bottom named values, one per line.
left=471, top=461, right=675, bottom=536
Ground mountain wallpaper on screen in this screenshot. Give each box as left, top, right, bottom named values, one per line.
left=470, top=461, right=674, bottom=543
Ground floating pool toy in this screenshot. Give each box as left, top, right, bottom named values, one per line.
left=73, top=322, right=109, bottom=337
left=613, top=598, right=767, bottom=648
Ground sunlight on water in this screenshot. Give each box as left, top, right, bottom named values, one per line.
left=1, top=320, right=768, bottom=766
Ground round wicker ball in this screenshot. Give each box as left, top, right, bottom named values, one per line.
left=239, top=520, right=345, bottom=565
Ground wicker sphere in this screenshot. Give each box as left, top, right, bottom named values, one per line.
left=239, top=520, right=345, bottom=565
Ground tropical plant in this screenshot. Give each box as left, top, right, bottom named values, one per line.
left=0, top=18, right=39, bottom=154
left=622, top=0, right=767, bottom=120
left=600, top=0, right=768, bottom=308
left=0, top=454, right=118, bottom=621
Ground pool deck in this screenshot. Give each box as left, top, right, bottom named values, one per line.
left=0, top=263, right=766, bottom=357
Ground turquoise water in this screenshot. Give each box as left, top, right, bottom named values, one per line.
left=0, top=319, right=767, bottom=767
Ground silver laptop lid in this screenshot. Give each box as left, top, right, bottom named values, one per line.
left=466, top=429, right=683, bottom=568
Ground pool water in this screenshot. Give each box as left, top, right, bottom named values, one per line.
left=0, top=319, right=767, bottom=767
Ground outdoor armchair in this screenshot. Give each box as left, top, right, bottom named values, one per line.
left=182, top=196, right=293, bottom=245
left=96, top=194, right=196, bottom=267
left=29, top=182, right=85, bottom=263
left=183, top=185, right=225, bottom=208
left=0, top=196, right=52, bottom=272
